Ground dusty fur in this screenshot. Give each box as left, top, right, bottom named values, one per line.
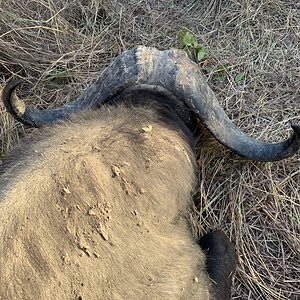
left=0, top=104, right=216, bottom=299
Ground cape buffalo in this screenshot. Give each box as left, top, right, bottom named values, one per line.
left=0, top=46, right=299, bottom=299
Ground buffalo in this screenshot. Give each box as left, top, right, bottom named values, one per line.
left=0, top=46, right=299, bottom=299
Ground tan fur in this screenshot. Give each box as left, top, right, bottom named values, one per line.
left=0, top=104, right=213, bottom=299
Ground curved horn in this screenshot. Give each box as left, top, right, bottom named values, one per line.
left=2, top=46, right=300, bottom=161
left=2, top=79, right=90, bottom=127
left=139, top=47, right=300, bottom=161
left=2, top=49, right=139, bottom=127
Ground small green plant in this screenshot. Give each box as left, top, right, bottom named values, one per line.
left=234, top=72, right=244, bottom=83
left=178, top=30, right=207, bottom=63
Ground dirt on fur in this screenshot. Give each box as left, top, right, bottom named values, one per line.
left=0, top=106, right=215, bottom=299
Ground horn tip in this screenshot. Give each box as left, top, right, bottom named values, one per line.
left=2, top=78, right=27, bottom=118
left=3, top=78, right=24, bottom=93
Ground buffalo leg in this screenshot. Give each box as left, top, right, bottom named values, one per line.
left=199, top=230, right=237, bottom=300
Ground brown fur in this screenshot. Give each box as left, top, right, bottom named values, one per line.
left=0, top=103, right=218, bottom=299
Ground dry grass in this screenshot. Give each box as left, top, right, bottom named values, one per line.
left=0, top=0, right=299, bottom=299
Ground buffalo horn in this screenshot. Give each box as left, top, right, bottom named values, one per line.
left=2, top=46, right=300, bottom=161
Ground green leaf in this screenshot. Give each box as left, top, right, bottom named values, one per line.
left=235, top=73, right=244, bottom=82
left=179, top=30, right=197, bottom=48
left=196, top=48, right=206, bottom=61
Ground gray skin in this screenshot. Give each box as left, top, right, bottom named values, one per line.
left=0, top=46, right=298, bottom=299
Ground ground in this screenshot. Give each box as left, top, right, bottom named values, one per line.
left=0, top=1, right=299, bottom=299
